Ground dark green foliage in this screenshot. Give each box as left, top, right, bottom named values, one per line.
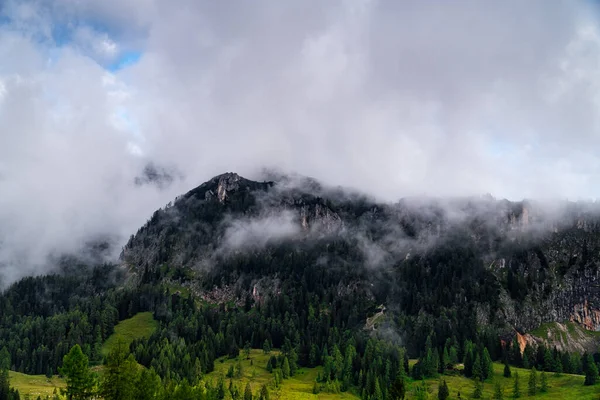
left=503, top=361, right=511, bottom=378
left=540, top=371, right=548, bottom=392
left=527, top=367, right=537, bottom=396
left=244, top=382, right=252, bottom=400
left=100, top=341, right=139, bottom=400
left=473, top=379, right=483, bottom=399
left=389, top=372, right=406, bottom=400
left=493, top=381, right=503, bottom=400
left=59, top=345, right=96, bottom=400
left=512, top=371, right=521, bottom=398
left=584, top=353, right=598, bottom=386
left=437, top=379, right=449, bottom=400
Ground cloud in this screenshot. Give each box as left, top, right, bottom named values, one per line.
left=1, top=0, right=600, bottom=283
left=221, top=210, right=301, bottom=251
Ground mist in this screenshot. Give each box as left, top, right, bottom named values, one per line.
left=1, top=0, right=600, bottom=284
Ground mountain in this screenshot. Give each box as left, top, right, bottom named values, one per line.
left=121, top=172, right=600, bottom=354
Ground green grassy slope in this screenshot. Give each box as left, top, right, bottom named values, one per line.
left=8, top=371, right=65, bottom=398
left=101, top=312, right=158, bottom=356
left=415, top=363, right=600, bottom=400
left=207, top=349, right=360, bottom=399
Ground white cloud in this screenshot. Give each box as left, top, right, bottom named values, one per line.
left=0, top=0, right=600, bottom=283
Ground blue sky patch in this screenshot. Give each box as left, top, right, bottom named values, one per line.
left=108, top=51, right=142, bottom=72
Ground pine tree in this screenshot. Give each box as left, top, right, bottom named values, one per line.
left=503, top=361, right=511, bottom=378
left=437, top=379, right=449, bottom=400
left=493, top=381, right=503, bottom=400
left=473, top=353, right=483, bottom=381
left=262, top=339, right=271, bottom=355
left=540, top=371, right=548, bottom=392
left=282, top=357, right=290, bottom=379
left=473, top=379, right=483, bottom=399
left=244, top=383, right=253, bottom=400
left=442, top=346, right=450, bottom=372
left=527, top=367, right=537, bottom=396
left=59, top=344, right=96, bottom=400
left=389, top=372, right=406, bottom=400
left=373, top=378, right=383, bottom=400
left=0, top=368, right=9, bottom=400
left=512, top=372, right=521, bottom=399
left=482, top=348, right=494, bottom=380
left=136, top=368, right=162, bottom=400
left=584, top=353, right=598, bottom=386
left=100, top=341, right=139, bottom=400
left=259, top=384, right=269, bottom=400
left=463, top=343, right=474, bottom=378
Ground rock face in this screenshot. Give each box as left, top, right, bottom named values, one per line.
left=121, top=172, right=600, bottom=351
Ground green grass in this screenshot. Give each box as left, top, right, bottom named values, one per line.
left=206, top=349, right=360, bottom=399
left=8, top=371, right=65, bottom=398
left=101, top=312, right=158, bottom=356
left=414, top=363, right=600, bottom=399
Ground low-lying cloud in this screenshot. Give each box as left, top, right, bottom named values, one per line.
left=222, top=210, right=301, bottom=251
left=1, top=0, right=600, bottom=283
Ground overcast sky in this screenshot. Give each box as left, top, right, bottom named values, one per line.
left=1, top=0, right=600, bottom=281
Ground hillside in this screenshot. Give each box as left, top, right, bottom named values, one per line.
left=121, top=172, right=600, bottom=353
left=2, top=172, right=600, bottom=399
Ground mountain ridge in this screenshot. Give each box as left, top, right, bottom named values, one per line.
left=120, top=172, right=600, bottom=354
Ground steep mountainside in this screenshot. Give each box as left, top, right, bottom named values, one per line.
left=120, top=172, right=600, bottom=354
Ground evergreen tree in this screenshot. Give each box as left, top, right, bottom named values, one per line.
left=584, top=353, right=598, bottom=386
left=244, top=383, right=253, bottom=400
left=100, top=342, right=139, bottom=400
left=473, top=379, right=483, bottom=399
left=463, top=343, right=474, bottom=378
left=540, top=371, right=548, bottom=393
left=437, top=379, right=449, bottom=400
left=135, top=368, right=162, bottom=400
left=482, top=348, right=494, bottom=380
left=259, top=384, right=269, bottom=400
left=503, top=361, right=511, bottom=378
left=282, top=357, right=290, bottom=379
left=0, top=368, right=9, bottom=400
left=262, top=339, right=271, bottom=355
left=473, top=353, right=483, bottom=381
left=59, top=345, right=96, bottom=400
left=527, top=367, right=537, bottom=396
left=442, top=346, right=450, bottom=372
left=493, top=381, right=503, bottom=400
left=389, top=372, right=406, bottom=400
left=543, top=348, right=553, bottom=372
left=512, top=372, right=520, bottom=399
left=373, top=378, right=383, bottom=400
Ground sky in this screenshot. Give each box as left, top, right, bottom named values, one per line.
left=1, top=0, right=600, bottom=282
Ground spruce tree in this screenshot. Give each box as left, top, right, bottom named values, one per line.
left=244, top=383, right=252, bottom=400
left=59, top=344, right=96, bottom=400
left=282, top=357, right=290, bottom=379
left=473, top=379, right=483, bottom=399
left=259, top=384, right=269, bottom=400
left=512, top=371, right=521, bottom=399
left=263, top=339, right=271, bottom=355
left=503, top=361, right=511, bottom=378
left=0, top=368, right=9, bottom=400
left=100, top=341, right=139, bottom=400
left=493, top=381, right=503, bottom=400
left=540, top=371, right=548, bottom=392
left=390, top=372, right=406, bottom=400
left=483, top=348, right=494, bottom=380
left=527, top=367, right=537, bottom=396
left=584, top=353, right=598, bottom=386
left=473, top=353, right=483, bottom=381
left=438, top=379, right=449, bottom=400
